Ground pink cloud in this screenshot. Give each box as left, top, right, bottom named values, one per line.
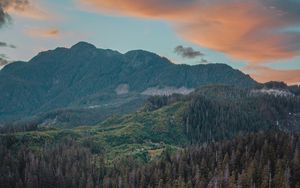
left=26, top=28, right=60, bottom=39
left=79, top=0, right=300, bottom=84
left=2, top=0, right=53, bottom=21
left=80, top=0, right=300, bottom=63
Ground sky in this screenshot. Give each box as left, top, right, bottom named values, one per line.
left=0, top=0, right=300, bottom=84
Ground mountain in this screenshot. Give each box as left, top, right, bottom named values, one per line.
left=0, top=42, right=257, bottom=123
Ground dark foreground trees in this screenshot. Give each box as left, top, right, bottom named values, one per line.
left=0, top=139, right=106, bottom=188
left=1, top=132, right=299, bottom=188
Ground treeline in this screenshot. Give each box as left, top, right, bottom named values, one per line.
left=183, top=93, right=300, bottom=144
left=143, top=86, right=300, bottom=143
left=1, top=132, right=299, bottom=188
left=103, top=132, right=300, bottom=188
left=290, top=85, right=300, bottom=96
left=0, top=138, right=106, bottom=188
left=257, top=81, right=300, bottom=96
left=2, top=85, right=299, bottom=136
left=143, top=94, right=185, bottom=112
left=0, top=118, right=42, bottom=134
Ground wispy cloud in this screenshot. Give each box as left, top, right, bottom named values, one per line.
left=0, top=41, right=16, bottom=48
left=0, top=0, right=30, bottom=28
left=174, top=45, right=204, bottom=59
left=0, top=58, right=9, bottom=66
left=1, top=0, right=55, bottom=28
left=0, top=0, right=29, bottom=67
left=26, top=27, right=60, bottom=39
left=0, top=54, right=10, bottom=67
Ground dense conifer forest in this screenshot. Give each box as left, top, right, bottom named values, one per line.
left=0, top=132, right=299, bottom=187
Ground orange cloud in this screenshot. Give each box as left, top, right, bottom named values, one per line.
left=244, top=66, right=300, bottom=85
left=80, top=0, right=300, bottom=63
left=6, top=5, right=49, bottom=20
left=79, top=0, right=194, bottom=19
left=2, top=0, right=52, bottom=21
left=26, top=28, right=60, bottom=39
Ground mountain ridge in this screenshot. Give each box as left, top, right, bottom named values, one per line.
left=0, top=42, right=257, bottom=123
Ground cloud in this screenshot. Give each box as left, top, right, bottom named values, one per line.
left=80, top=0, right=300, bottom=63
left=0, top=0, right=54, bottom=68
left=0, top=58, right=9, bottom=66
left=0, top=6, right=10, bottom=27
left=0, top=54, right=10, bottom=67
left=244, top=66, right=300, bottom=85
left=6, top=3, right=51, bottom=21
left=26, top=28, right=60, bottom=38
left=0, top=1, right=28, bottom=67
left=0, top=0, right=29, bottom=27
left=200, top=58, right=209, bottom=64
left=0, top=0, right=52, bottom=28
left=174, top=45, right=204, bottom=59
left=0, top=41, right=16, bottom=48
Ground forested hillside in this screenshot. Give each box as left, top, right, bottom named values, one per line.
left=1, top=86, right=299, bottom=164
left=1, top=132, right=299, bottom=188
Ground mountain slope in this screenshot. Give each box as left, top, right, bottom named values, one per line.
left=98, top=85, right=300, bottom=146
left=0, top=42, right=257, bottom=123
left=2, top=86, right=299, bottom=162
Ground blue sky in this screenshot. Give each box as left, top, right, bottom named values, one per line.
left=0, top=0, right=299, bottom=84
